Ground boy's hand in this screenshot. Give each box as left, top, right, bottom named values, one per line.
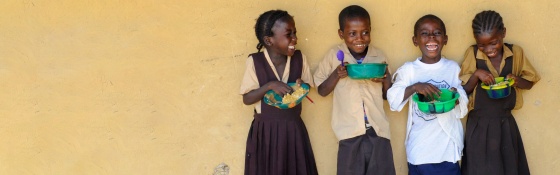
left=266, top=81, right=293, bottom=96
left=370, top=76, right=385, bottom=82
left=413, top=83, right=441, bottom=100
left=449, top=87, right=460, bottom=105
left=370, top=66, right=390, bottom=83
left=336, top=63, right=348, bottom=79
left=475, top=69, right=495, bottom=85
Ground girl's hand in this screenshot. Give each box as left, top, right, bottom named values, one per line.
left=266, top=81, right=293, bottom=96
left=506, top=74, right=518, bottom=87
left=295, top=78, right=304, bottom=87
left=336, top=63, right=348, bottom=79
left=475, top=69, right=495, bottom=85
left=413, top=83, right=441, bottom=100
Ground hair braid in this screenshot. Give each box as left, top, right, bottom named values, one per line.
left=472, top=10, right=504, bottom=35
left=254, top=10, right=291, bottom=52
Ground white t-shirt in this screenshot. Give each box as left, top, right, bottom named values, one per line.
left=387, top=57, right=469, bottom=165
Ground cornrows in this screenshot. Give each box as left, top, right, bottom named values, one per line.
left=254, top=10, right=291, bottom=52
left=472, top=10, right=504, bottom=35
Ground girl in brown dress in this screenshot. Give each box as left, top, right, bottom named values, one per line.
left=239, top=10, right=318, bottom=175
left=460, top=10, right=541, bottom=175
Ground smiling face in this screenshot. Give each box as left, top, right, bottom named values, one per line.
left=412, top=18, right=448, bottom=63
left=474, top=28, right=506, bottom=59
left=338, top=17, right=371, bottom=59
left=265, top=16, right=297, bottom=58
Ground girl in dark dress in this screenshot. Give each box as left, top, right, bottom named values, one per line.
left=459, top=10, right=541, bottom=175
left=239, top=10, right=318, bottom=175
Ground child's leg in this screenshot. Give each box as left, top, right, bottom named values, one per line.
left=407, top=162, right=460, bottom=175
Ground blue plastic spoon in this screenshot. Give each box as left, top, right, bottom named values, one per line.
left=336, top=50, right=344, bottom=66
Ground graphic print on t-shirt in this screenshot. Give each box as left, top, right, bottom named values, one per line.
left=414, top=79, right=451, bottom=121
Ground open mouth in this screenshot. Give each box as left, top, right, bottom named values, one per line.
left=288, top=45, right=295, bottom=50
left=486, top=51, right=497, bottom=57
left=355, top=44, right=368, bottom=48
left=426, top=43, right=438, bottom=51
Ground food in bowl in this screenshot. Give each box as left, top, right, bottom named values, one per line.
left=263, top=83, right=310, bottom=109
left=480, top=77, right=515, bottom=99
left=412, top=89, right=459, bottom=114
left=346, top=63, right=387, bottom=79
left=281, top=86, right=307, bottom=104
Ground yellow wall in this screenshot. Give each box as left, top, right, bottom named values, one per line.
left=1, top=0, right=558, bottom=174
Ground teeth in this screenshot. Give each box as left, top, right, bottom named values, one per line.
left=356, top=44, right=367, bottom=47
left=426, top=44, right=438, bottom=51
left=288, top=46, right=295, bottom=49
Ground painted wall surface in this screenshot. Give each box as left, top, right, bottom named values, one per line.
left=0, top=0, right=558, bottom=174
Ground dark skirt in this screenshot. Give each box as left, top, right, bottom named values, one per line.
left=462, top=110, right=530, bottom=175
left=244, top=113, right=318, bottom=175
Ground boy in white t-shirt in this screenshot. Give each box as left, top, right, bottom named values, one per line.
left=387, top=14, right=468, bottom=175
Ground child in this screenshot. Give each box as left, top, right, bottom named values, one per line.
left=386, top=14, right=468, bottom=175
left=239, top=10, right=318, bottom=175
left=460, top=10, right=540, bottom=175
left=313, top=5, right=396, bottom=175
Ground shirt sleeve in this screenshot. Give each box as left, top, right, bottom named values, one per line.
left=459, top=46, right=477, bottom=85
left=301, top=54, right=315, bottom=87
left=313, top=49, right=337, bottom=87
left=239, top=56, right=260, bottom=95
left=513, top=46, right=541, bottom=83
left=387, top=64, right=411, bottom=112
left=452, top=64, right=469, bottom=119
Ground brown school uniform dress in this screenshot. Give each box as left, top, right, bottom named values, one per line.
left=461, top=44, right=538, bottom=175
left=243, top=50, right=318, bottom=175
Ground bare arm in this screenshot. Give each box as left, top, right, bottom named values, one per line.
left=371, top=68, right=392, bottom=100
left=317, top=64, right=347, bottom=96
left=242, top=81, right=292, bottom=105
left=507, top=74, right=534, bottom=90
left=462, top=69, right=495, bottom=95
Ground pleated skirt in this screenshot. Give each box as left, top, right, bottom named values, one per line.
left=462, top=110, right=530, bottom=175
left=244, top=113, right=318, bottom=175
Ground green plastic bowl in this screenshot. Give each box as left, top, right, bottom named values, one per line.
left=263, top=83, right=310, bottom=109
left=480, top=77, right=514, bottom=99
left=412, top=89, right=459, bottom=114
left=346, top=63, right=387, bottom=79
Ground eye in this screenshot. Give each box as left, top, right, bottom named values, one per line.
left=434, top=31, right=442, bottom=36
left=477, top=45, right=484, bottom=50
left=349, top=32, right=356, bottom=37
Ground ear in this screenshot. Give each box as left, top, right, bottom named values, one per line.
left=502, top=28, right=507, bottom=38
left=412, top=36, right=418, bottom=46
left=338, top=29, right=344, bottom=40
left=264, top=36, right=273, bottom=46
left=443, top=35, right=448, bottom=45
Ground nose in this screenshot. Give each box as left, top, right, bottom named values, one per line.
left=484, top=46, right=493, bottom=53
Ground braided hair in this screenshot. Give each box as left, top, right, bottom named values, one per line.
left=413, top=14, right=446, bottom=36
left=338, top=5, right=370, bottom=31
left=254, top=10, right=291, bottom=52
left=472, top=10, right=504, bottom=35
